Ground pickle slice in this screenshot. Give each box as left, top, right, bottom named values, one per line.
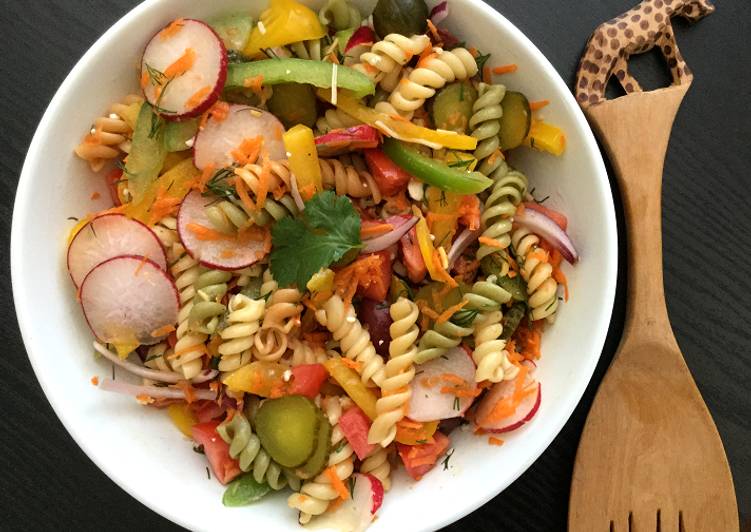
left=296, top=409, right=333, bottom=479
left=499, top=91, right=531, bottom=150
left=431, top=82, right=477, bottom=134
left=255, top=395, right=320, bottom=468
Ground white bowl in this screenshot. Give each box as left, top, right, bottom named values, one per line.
left=11, top=0, right=616, bottom=530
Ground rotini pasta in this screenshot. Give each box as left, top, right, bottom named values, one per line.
left=368, top=297, right=418, bottom=446
left=218, top=294, right=265, bottom=372
left=470, top=83, right=505, bottom=164
left=360, top=446, right=392, bottom=491
left=318, top=0, right=362, bottom=30
left=253, top=270, right=302, bottom=362
left=354, top=34, right=431, bottom=84
left=74, top=94, right=143, bottom=171
left=188, top=269, right=232, bottom=334
left=315, top=108, right=361, bottom=134
left=415, top=319, right=474, bottom=365
left=512, top=227, right=559, bottom=322
left=315, top=294, right=385, bottom=386
left=319, top=158, right=382, bottom=202
left=472, top=310, right=518, bottom=382
left=289, top=338, right=328, bottom=366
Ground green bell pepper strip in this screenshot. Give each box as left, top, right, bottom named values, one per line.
left=163, top=119, right=198, bottom=152
left=226, top=59, right=374, bottom=98
left=382, top=138, right=493, bottom=194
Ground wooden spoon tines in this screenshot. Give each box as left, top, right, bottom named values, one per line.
left=569, top=1, right=738, bottom=531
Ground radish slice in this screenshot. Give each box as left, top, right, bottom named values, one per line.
left=177, top=190, right=269, bottom=270
left=315, top=125, right=380, bottom=157
left=193, top=104, right=286, bottom=170
left=408, top=347, right=477, bottom=421
left=67, top=213, right=167, bottom=288
left=141, top=19, right=227, bottom=120
left=80, top=255, right=179, bottom=346
left=310, top=473, right=383, bottom=532
left=473, top=371, right=541, bottom=433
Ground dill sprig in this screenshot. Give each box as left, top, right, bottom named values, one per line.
left=204, top=167, right=237, bottom=199
left=450, top=308, right=479, bottom=327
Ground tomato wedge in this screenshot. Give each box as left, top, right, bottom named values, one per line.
left=364, top=149, right=412, bottom=197
left=400, top=225, right=427, bottom=283
left=358, top=250, right=392, bottom=302
left=192, top=421, right=242, bottom=485
left=338, top=406, right=377, bottom=460
left=288, top=364, right=328, bottom=398
left=397, top=431, right=450, bottom=481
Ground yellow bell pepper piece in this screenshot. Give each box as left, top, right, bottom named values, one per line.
left=425, top=187, right=462, bottom=249
left=523, top=120, right=567, bottom=156
left=412, top=206, right=457, bottom=286
left=167, top=403, right=197, bottom=438
left=243, top=0, right=326, bottom=57
left=124, top=157, right=200, bottom=224
left=223, top=361, right=290, bottom=396
left=324, top=357, right=378, bottom=420
left=283, top=124, right=322, bottom=200
left=439, top=150, right=478, bottom=172
left=317, top=89, right=478, bottom=151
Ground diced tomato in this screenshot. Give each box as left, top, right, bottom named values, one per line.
left=400, top=226, right=427, bottom=283
left=364, top=149, right=412, bottom=196
left=338, top=406, right=377, bottom=460
left=523, top=202, right=568, bottom=230
left=397, top=431, right=451, bottom=481
left=190, top=400, right=227, bottom=423
left=191, top=421, right=242, bottom=485
left=288, top=364, right=328, bottom=398
left=105, top=168, right=123, bottom=206
left=358, top=250, right=392, bottom=302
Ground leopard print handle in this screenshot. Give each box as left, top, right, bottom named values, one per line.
left=576, top=0, right=715, bottom=108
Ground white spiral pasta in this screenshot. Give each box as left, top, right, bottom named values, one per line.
left=472, top=310, right=518, bottom=383
left=169, top=248, right=206, bottom=379
left=368, top=297, right=418, bottom=446
left=288, top=397, right=355, bottom=524
left=151, top=215, right=181, bottom=262
left=315, top=108, right=361, bottom=134
left=289, top=39, right=323, bottom=61
left=218, top=294, right=265, bottom=372
left=319, top=158, right=382, bottom=202
left=253, top=270, right=302, bottom=362
left=143, top=341, right=174, bottom=375
left=289, top=338, right=328, bottom=366
left=354, top=34, right=430, bottom=84
left=315, top=294, right=385, bottom=386
left=512, top=228, right=559, bottom=322
left=360, top=446, right=392, bottom=491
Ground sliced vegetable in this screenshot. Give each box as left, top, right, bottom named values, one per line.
left=283, top=124, right=322, bottom=199
left=192, top=421, right=242, bottom=485
left=163, top=118, right=199, bottom=152
left=267, top=83, right=317, bottom=129
left=372, top=0, right=428, bottom=37
left=358, top=299, right=393, bottom=358
left=79, top=255, right=179, bottom=347
left=397, top=431, right=450, bottom=480
left=446, top=227, right=482, bottom=269
left=222, top=361, right=288, bottom=396
left=383, top=138, right=492, bottom=194
left=324, top=357, right=378, bottom=419
left=474, top=367, right=541, bottom=432
left=394, top=419, right=438, bottom=445
left=124, top=103, right=167, bottom=202
left=425, top=187, right=463, bottom=248
left=167, top=403, right=198, bottom=438
left=288, top=364, right=329, bottom=398
left=344, top=26, right=376, bottom=53
left=222, top=474, right=271, bottom=506
left=255, top=395, right=321, bottom=468
left=523, top=202, right=568, bottom=230
left=296, top=408, right=332, bottom=479
left=67, top=213, right=167, bottom=287
left=338, top=406, right=377, bottom=460
left=499, top=91, right=531, bottom=150
left=361, top=217, right=417, bottom=254
left=242, top=0, right=326, bottom=57
left=429, top=1, right=449, bottom=25
left=227, top=59, right=374, bottom=98
left=317, top=89, right=478, bottom=151
left=316, top=125, right=380, bottom=158
left=407, top=346, right=476, bottom=421
left=400, top=225, right=427, bottom=283
left=494, top=274, right=528, bottom=303
left=124, top=157, right=200, bottom=224
left=357, top=251, right=392, bottom=301
left=193, top=104, right=286, bottom=170
left=311, top=473, right=384, bottom=531
left=141, top=19, right=227, bottom=120
left=363, top=149, right=412, bottom=196
left=500, top=302, right=527, bottom=340
left=413, top=208, right=455, bottom=285
left=523, top=120, right=566, bottom=156
left=210, top=13, right=254, bottom=52
left=514, top=207, right=579, bottom=263
left=431, top=82, right=477, bottom=134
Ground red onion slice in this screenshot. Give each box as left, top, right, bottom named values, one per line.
left=290, top=174, right=306, bottom=212
left=429, top=1, right=449, bottom=25
left=98, top=378, right=218, bottom=400
left=361, top=216, right=417, bottom=253
left=93, top=342, right=217, bottom=384
left=345, top=26, right=376, bottom=53
left=515, top=208, right=579, bottom=263
left=447, top=227, right=482, bottom=268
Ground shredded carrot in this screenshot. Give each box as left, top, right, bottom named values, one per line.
left=468, top=46, right=479, bottom=58
left=186, top=85, right=212, bottom=109
left=193, top=164, right=216, bottom=193
left=206, top=334, right=223, bottom=357
left=90, top=376, right=99, bottom=386
left=426, top=19, right=441, bottom=43
left=435, top=300, right=468, bottom=324
left=482, top=66, right=491, bottom=84
left=488, top=436, right=504, bottom=446
left=220, top=249, right=237, bottom=259
left=529, top=248, right=549, bottom=264
left=160, top=18, right=185, bottom=40
left=397, top=418, right=424, bottom=430
left=529, top=99, right=550, bottom=111
left=478, top=365, right=533, bottom=425
left=230, top=136, right=263, bottom=166
left=148, top=184, right=183, bottom=225
left=90, top=191, right=101, bottom=200
left=255, top=152, right=271, bottom=209
left=243, top=74, right=265, bottom=94
left=150, top=324, right=176, bottom=337
left=324, top=467, right=350, bottom=500
left=478, top=236, right=504, bottom=249
left=133, top=255, right=149, bottom=276
left=360, top=223, right=394, bottom=238
left=417, top=49, right=438, bottom=68
left=508, top=270, right=517, bottom=279
left=333, top=253, right=383, bottom=307
left=327, top=51, right=340, bottom=64
left=209, top=101, right=230, bottom=122
left=431, top=249, right=458, bottom=287
left=416, top=300, right=441, bottom=322
left=140, top=71, right=150, bottom=90
left=164, top=48, right=196, bottom=79
left=486, top=149, right=504, bottom=166
left=492, top=63, right=518, bottom=75
left=170, top=343, right=207, bottom=359
left=234, top=176, right=256, bottom=212
left=186, top=223, right=228, bottom=241
left=340, top=358, right=363, bottom=372
left=175, top=380, right=197, bottom=404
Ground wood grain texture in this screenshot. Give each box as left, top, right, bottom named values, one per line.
left=0, top=1, right=748, bottom=531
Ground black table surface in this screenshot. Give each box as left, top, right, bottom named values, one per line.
left=1, top=1, right=749, bottom=530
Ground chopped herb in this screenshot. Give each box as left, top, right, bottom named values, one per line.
left=144, top=352, right=163, bottom=363
left=450, top=308, right=479, bottom=327
left=66, top=216, right=79, bottom=221
left=206, top=466, right=211, bottom=479
left=193, top=444, right=205, bottom=454
left=416, top=439, right=428, bottom=444
left=114, top=159, right=127, bottom=171
left=334, top=440, right=346, bottom=454
left=210, top=356, right=221, bottom=370
left=144, top=63, right=167, bottom=86
left=205, top=167, right=238, bottom=199
left=111, top=363, right=115, bottom=380
left=439, top=190, right=448, bottom=207
left=414, top=370, right=424, bottom=376
left=475, top=53, right=491, bottom=72
left=447, top=158, right=473, bottom=169
left=440, top=354, right=449, bottom=360
left=348, top=475, right=356, bottom=495
left=545, top=298, right=557, bottom=311
left=453, top=396, right=460, bottom=411
left=89, top=222, right=97, bottom=239
left=441, top=448, right=455, bottom=470
left=148, top=111, right=165, bottom=139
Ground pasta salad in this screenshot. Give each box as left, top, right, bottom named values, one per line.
left=68, top=0, right=578, bottom=528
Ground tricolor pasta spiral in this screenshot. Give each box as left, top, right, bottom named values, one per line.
left=472, top=310, right=518, bottom=383
left=253, top=270, right=303, bottom=362
left=462, top=278, right=512, bottom=312
left=218, top=294, right=265, bottom=372
left=512, top=228, right=559, bottom=322
left=316, top=294, right=386, bottom=386
left=319, top=158, right=382, bottom=202
left=470, top=83, right=505, bottom=164
left=354, top=34, right=431, bottom=84
left=368, top=297, right=418, bottom=446
left=415, top=319, right=474, bottom=364
left=170, top=249, right=205, bottom=379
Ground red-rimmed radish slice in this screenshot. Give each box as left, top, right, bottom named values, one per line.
left=177, top=190, right=269, bottom=270
left=473, top=370, right=541, bottom=433
left=315, top=125, right=380, bottom=157
left=407, top=346, right=477, bottom=421
left=193, top=104, right=286, bottom=170
left=67, top=213, right=166, bottom=288
left=141, top=19, right=227, bottom=120
left=310, top=473, right=383, bottom=532
left=80, top=255, right=179, bottom=346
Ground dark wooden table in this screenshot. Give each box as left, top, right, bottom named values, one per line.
left=1, top=1, right=748, bottom=530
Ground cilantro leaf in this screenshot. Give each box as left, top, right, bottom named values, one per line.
left=270, top=191, right=361, bottom=288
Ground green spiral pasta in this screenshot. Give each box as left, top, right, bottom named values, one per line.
left=415, top=319, right=474, bottom=365
left=477, top=161, right=528, bottom=273
left=318, top=0, right=362, bottom=30
left=188, top=269, right=232, bottom=334
left=218, top=293, right=265, bottom=372
left=470, top=83, right=505, bottom=164
left=462, top=278, right=513, bottom=312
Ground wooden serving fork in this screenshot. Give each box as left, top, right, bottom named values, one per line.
left=568, top=1, right=739, bottom=530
